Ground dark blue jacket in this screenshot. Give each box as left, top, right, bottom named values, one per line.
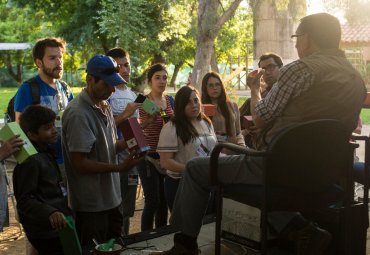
left=13, top=146, right=72, bottom=239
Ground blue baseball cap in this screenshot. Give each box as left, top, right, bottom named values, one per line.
left=86, top=55, right=127, bottom=86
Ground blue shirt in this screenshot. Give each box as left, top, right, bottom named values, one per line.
left=14, top=75, right=74, bottom=164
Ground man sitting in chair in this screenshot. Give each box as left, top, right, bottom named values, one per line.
left=150, top=13, right=366, bottom=255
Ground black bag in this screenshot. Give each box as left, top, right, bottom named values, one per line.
left=5, top=78, right=69, bottom=123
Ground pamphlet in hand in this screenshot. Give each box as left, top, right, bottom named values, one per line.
left=120, top=118, right=150, bottom=155
left=0, top=122, right=37, bottom=163
left=142, top=98, right=160, bottom=115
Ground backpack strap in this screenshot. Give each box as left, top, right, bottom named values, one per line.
left=58, top=80, right=70, bottom=98
left=26, top=77, right=40, bottom=105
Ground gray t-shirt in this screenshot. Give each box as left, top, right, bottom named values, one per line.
left=62, top=89, right=121, bottom=212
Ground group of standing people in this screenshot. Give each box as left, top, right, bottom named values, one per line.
left=1, top=11, right=367, bottom=255
left=1, top=33, right=253, bottom=254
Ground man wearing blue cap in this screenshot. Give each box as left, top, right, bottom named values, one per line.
left=62, top=55, right=143, bottom=246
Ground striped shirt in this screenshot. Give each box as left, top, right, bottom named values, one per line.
left=255, top=60, right=314, bottom=124
left=139, top=95, right=174, bottom=153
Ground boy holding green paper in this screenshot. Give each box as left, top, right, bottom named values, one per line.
left=13, top=105, right=72, bottom=255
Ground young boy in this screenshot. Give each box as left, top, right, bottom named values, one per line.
left=13, top=105, right=72, bottom=255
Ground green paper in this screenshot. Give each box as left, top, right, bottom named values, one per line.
left=0, top=122, right=37, bottom=163
left=142, top=98, right=160, bottom=115
left=59, top=216, right=82, bottom=255
left=96, top=238, right=115, bottom=251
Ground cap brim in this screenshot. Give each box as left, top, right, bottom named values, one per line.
left=100, top=73, right=127, bottom=86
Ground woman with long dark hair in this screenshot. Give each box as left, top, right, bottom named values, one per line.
left=201, top=72, right=245, bottom=149
left=157, top=86, right=217, bottom=211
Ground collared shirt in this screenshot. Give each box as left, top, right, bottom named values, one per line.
left=255, top=61, right=315, bottom=124
left=62, top=89, right=121, bottom=212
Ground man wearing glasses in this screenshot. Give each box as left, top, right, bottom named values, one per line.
left=62, top=55, right=142, bottom=246
left=152, top=13, right=366, bottom=255
left=239, top=53, right=283, bottom=147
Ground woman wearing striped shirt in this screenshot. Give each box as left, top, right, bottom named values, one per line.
left=138, top=63, right=174, bottom=231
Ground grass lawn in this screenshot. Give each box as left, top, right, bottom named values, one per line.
left=1, top=87, right=370, bottom=125
left=0, top=87, right=83, bottom=120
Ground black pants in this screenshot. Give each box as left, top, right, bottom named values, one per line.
left=75, top=206, right=123, bottom=246
left=27, top=236, right=64, bottom=255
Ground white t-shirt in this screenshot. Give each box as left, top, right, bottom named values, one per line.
left=109, top=87, right=138, bottom=118
left=109, top=86, right=139, bottom=168
left=157, top=119, right=217, bottom=179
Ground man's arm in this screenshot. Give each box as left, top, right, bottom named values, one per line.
left=114, top=102, right=141, bottom=126
left=247, top=71, right=267, bottom=129
left=69, top=151, right=142, bottom=174
left=15, top=112, right=21, bottom=123
left=116, top=139, right=128, bottom=153
left=249, top=61, right=314, bottom=129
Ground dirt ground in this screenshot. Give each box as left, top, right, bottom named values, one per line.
left=0, top=184, right=145, bottom=255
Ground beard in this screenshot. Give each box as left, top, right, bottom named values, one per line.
left=42, top=66, right=63, bottom=79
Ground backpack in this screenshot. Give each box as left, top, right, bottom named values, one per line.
left=5, top=77, right=69, bottom=123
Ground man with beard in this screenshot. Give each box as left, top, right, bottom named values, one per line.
left=62, top=55, right=143, bottom=246
left=14, top=37, right=73, bottom=167
left=106, top=47, right=141, bottom=236
left=13, top=37, right=73, bottom=255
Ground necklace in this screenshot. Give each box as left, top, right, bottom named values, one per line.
left=148, top=92, right=167, bottom=110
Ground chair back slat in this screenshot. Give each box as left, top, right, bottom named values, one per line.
left=265, top=119, right=351, bottom=193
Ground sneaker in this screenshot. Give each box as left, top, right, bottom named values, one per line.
left=149, top=242, right=200, bottom=255
left=295, top=222, right=332, bottom=255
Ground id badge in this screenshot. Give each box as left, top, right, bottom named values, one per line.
left=55, top=110, right=63, bottom=128
left=59, top=181, right=68, bottom=197
left=196, top=143, right=210, bottom=157
left=128, top=174, right=139, bottom=186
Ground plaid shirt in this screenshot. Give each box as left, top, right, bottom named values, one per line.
left=255, top=60, right=315, bottom=123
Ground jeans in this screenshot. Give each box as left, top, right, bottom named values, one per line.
left=0, top=163, right=7, bottom=231
left=137, top=160, right=168, bottom=231
left=164, top=176, right=180, bottom=212
left=170, top=155, right=295, bottom=238
left=353, top=162, right=368, bottom=185
left=119, top=170, right=138, bottom=235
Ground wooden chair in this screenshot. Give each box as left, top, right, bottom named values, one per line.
left=210, top=119, right=366, bottom=254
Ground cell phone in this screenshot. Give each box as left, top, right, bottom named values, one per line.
left=134, top=94, right=146, bottom=103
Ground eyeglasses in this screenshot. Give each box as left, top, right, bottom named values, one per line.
left=291, top=33, right=305, bottom=42
left=291, top=33, right=305, bottom=39
left=207, top=83, right=221, bottom=89
left=261, top=64, right=278, bottom=72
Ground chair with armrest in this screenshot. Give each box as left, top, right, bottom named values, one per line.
left=351, top=92, right=370, bottom=203
left=210, top=119, right=367, bottom=255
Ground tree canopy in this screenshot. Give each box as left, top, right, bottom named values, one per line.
left=4, top=0, right=254, bottom=88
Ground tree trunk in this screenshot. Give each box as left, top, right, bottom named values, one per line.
left=6, top=53, right=22, bottom=84
left=170, top=62, right=183, bottom=92
left=251, top=0, right=304, bottom=66
left=192, top=0, right=243, bottom=90
left=210, top=45, right=219, bottom=73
